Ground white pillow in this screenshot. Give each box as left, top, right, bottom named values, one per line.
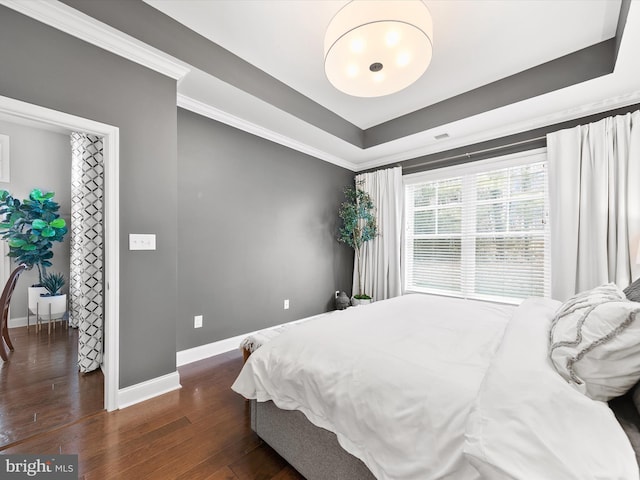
left=464, top=298, right=639, bottom=480
left=549, top=283, right=640, bottom=401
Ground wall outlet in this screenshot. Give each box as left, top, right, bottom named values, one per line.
left=194, top=315, right=203, bottom=328
left=284, top=299, right=289, bottom=310
left=129, top=233, right=156, bottom=250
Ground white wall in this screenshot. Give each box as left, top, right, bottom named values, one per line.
left=0, top=119, right=71, bottom=320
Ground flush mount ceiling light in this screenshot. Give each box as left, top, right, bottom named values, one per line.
left=324, top=0, right=433, bottom=98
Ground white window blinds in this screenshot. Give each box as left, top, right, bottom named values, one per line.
left=404, top=150, right=550, bottom=304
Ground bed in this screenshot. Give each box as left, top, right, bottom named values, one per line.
left=232, top=290, right=640, bottom=479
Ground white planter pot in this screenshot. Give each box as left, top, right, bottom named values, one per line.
left=351, top=296, right=372, bottom=306
left=28, top=286, right=48, bottom=313
left=37, top=293, right=67, bottom=321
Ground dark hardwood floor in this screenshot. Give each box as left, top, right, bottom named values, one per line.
left=2, top=347, right=304, bottom=479
left=0, top=324, right=104, bottom=448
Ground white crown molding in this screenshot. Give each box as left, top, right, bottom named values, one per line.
left=0, top=0, right=191, bottom=81
left=355, top=89, right=640, bottom=172
left=177, top=94, right=358, bottom=172
left=5, top=0, right=635, bottom=174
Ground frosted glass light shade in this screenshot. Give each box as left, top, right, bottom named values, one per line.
left=324, top=0, right=433, bottom=97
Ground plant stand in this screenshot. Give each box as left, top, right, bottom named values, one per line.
left=36, top=294, right=67, bottom=334
left=27, top=286, right=47, bottom=333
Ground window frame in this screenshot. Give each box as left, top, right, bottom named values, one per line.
left=403, top=148, right=550, bottom=305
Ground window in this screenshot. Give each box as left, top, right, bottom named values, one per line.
left=404, top=150, right=549, bottom=304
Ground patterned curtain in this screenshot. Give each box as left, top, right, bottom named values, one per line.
left=70, top=132, right=104, bottom=373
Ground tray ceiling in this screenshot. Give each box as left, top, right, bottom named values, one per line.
left=4, top=0, right=640, bottom=171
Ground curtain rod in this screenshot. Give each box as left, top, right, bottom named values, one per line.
left=403, top=135, right=547, bottom=172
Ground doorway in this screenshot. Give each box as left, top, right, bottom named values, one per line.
left=0, top=94, right=120, bottom=413
left=0, top=325, right=104, bottom=447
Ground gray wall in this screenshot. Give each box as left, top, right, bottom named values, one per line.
left=0, top=119, right=71, bottom=318
left=177, top=109, right=354, bottom=350
left=0, top=6, right=178, bottom=388
left=0, top=6, right=356, bottom=386
left=61, top=0, right=363, bottom=148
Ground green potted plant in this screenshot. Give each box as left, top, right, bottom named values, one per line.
left=338, top=183, right=378, bottom=306
left=41, top=271, right=65, bottom=296
left=0, top=188, right=67, bottom=282
left=0, top=189, right=68, bottom=321
left=37, top=272, right=67, bottom=328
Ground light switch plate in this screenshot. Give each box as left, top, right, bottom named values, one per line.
left=129, top=234, right=156, bottom=250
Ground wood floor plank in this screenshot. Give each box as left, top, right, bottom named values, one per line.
left=173, top=434, right=263, bottom=480
left=126, top=412, right=256, bottom=479
left=0, top=325, right=103, bottom=448
left=270, top=466, right=305, bottom=480
left=204, top=466, right=240, bottom=480
left=3, top=341, right=302, bottom=479
left=229, top=443, right=290, bottom=480
left=81, top=417, right=196, bottom=479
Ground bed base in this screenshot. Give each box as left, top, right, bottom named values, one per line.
left=247, top=355, right=640, bottom=476
left=253, top=399, right=640, bottom=479
left=251, top=400, right=376, bottom=480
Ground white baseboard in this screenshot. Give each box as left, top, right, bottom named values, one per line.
left=9, top=316, right=67, bottom=329
left=176, top=332, right=247, bottom=367
left=176, top=312, right=336, bottom=367
left=8, top=316, right=28, bottom=328
left=117, top=371, right=181, bottom=409
left=12, top=316, right=181, bottom=410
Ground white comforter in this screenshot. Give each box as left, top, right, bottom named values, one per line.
left=232, top=294, right=639, bottom=480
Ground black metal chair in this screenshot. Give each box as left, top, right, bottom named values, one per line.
left=0, top=263, right=27, bottom=361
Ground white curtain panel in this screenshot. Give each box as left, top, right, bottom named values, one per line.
left=70, top=132, right=105, bottom=373
left=547, top=110, right=640, bottom=301
left=352, top=166, right=403, bottom=301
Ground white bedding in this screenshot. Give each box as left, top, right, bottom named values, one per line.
left=464, top=297, right=639, bottom=479
left=231, top=294, right=639, bottom=480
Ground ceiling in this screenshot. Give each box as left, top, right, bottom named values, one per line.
left=4, top=0, right=640, bottom=171
left=145, top=0, right=620, bottom=129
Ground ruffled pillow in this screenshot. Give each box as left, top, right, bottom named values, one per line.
left=549, top=283, right=640, bottom=401
left=624, top=277, right=640, bottom=302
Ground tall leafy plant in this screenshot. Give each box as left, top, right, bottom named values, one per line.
left=338, top=183, right=378, bottom=300
left=0, top=189, right=67, bottom=285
